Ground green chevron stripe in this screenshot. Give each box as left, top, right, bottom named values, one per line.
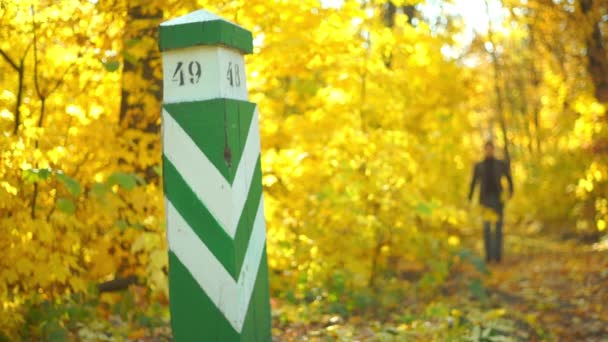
left=163, top=99, right=256, bottom=185
left=233, top=158, right=263, bottom=273
left=241, top=248, right=271, bottom=341
left=163, top=155, right=263, bottom=280
left=239, top=247, right=271, bottom=341
left=169, top=248, right=271, bottom=341
left=163, top=156, right=236, bottom=278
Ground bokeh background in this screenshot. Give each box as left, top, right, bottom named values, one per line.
left=0, top=0, right=606, bottom=339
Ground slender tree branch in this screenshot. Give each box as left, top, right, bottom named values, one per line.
left=30, top=4, right=81, bottom=218
left=30, top=4, right=44, bottom=219
left=97, top=275, right=139, bottom=293
left=0, top=49, right=19, bottom=71
left=31, top=5, right=80, bottom=128
left=484, top=0, right=511, bottom=162
left=47, top=61, right=77, bottom=95
left=3, top=43, right=32, bottom=134
left=14, top=59, right=25, bottom=134
left=32, top=5, right=44, bottom=101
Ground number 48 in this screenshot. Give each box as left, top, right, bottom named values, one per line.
left=227, top=62, right=241, bottom=87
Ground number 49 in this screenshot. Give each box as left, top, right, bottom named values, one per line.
left=172, top=61, right=202, bottom=86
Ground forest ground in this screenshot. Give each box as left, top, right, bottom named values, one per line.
left=273, top=230, right=608, bottom=341
left=480, top=234, right=608, bottom=341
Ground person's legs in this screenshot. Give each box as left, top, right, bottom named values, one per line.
left=483, top=196, right=503, bottom=263
left=492, top=196, right=503, bottom=262
left=483, top=219, right=492, bottom=262
left=494, top=203, right=504, bottom=262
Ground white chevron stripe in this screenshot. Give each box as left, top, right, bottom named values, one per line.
left=166, top=196, right=266, bottom=332
left=162, top=106, right=260, bottom=238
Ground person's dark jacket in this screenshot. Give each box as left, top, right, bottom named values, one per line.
left=468, top=157, right=513, bottom=207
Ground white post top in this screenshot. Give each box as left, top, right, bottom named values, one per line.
left=161, top=46, right=248, bottom=103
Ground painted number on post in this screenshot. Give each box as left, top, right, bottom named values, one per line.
left=172, top=61, right=202, bottom=86
left=227, top=62, right=241, bottom=87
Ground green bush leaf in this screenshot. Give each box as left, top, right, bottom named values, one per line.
left=57, top=198, right=75, bottom=214
left=102, top=60, right=120, bottom=72
left=152, top=165, right=162, bottom=176
left=22, top=168, right=52, bottom=183
left=134, top=174, right=146, bottom=186
left=46, top=322, right=68, bottom=341
left=469, top=255, right=489, bottom=275
left=91, top=182, right=108, bottom=198
left=123, top=51, right=137, bottom=65
left=415, top=201, right=434, bottom=216
left=125, top=39, right=141, bottom=48
left=458, top=249, right=489, bottom=275
left=116, top=219, right=129, bottom=230
left=469, top=278, right=487, bottom=301
left=56, top=172, right=82, bottom=197
left=108, top=172, right=138, bottom=191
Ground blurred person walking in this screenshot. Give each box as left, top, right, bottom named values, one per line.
left=468, top=141, right=514, bottom=263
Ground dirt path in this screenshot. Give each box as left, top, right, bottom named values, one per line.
left=482, top=236, right=608, bottom=341
left=271, top=235, right=608, bottom=341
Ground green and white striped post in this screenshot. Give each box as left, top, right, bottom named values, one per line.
left=159, top=10, right=271, bottom=341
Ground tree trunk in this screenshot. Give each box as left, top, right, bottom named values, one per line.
left=119, top=5, right=163, bottom=131
left=580, top=0, right=608, bottom=103
left=119, top=4, right=163, bottom=182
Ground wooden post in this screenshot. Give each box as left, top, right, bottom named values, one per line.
left=159, top=10, right=271, bottom=341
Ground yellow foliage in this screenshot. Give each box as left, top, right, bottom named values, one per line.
left=0, top=0, right=606, bottom=338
